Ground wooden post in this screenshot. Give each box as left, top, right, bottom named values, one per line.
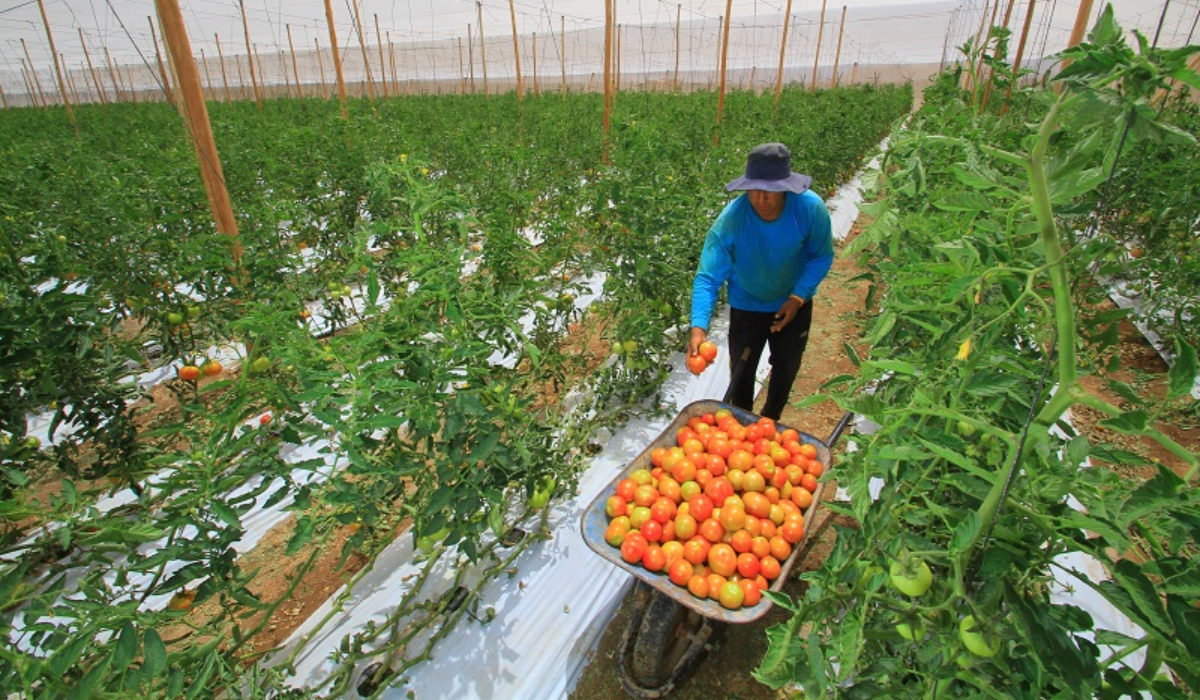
left=831, top=5, right=846, bottom=89
left=353, top=0, right=375, bottom=101
left=374, top=15, right=389, bottom=98
left=235, top=55, right=246, bottom=100
left=37, top=0, right=75, bottom=126
left=1002, top=0, right=1036, bottom=115
left=63, top=56, right=80, bottom=105
left=561, top=15, right=568, bottom=93
left=532, top=32, right=538, bottom=96
left=713, top=16, right=722, bottom=91
left=603, top=0, right=612, bottom=139
left=714, top=0, right=733, bottom=141
left=811, top=0, right=827, bottom=90
left=280, top=50, right=292, bottom=98
left=1064, top=0, right=1096, bottom=58
left=200, top=48, right=213, bottom=99
left=964, top=0, right=991, bottom=91
left=239, top=1, right=262, bottom=109
left=288, top=25, right=304, bottom=98
left=20, top=63, right=39, bottom=108
left=148, top=15, right=174, bottom=103
left=215, top=35, right=232, bottom=104
left=104, top=47, right=122, bottom=102
left=674, top=4, right=681, bottom=92
left=459, top=37, right=467, bottom=94
left=507, top=0, right=523, bottom=99
left=478, top=3, right=489, bottom=95
left=21, top=41, right=49, bottom=108
left=774, top=0, right=794, bottom=110
left=0, top=82, right=7, bottom=109
left=315, top=38, right=329, bottom=99
left=616, top=24, right=622, bottom=93
left=388, top=32, right=398, bottom=95
left=79, top=29, right=107, bottom=107
left=126, top=66, right=139, bottom=103
left=467, top=25, right=476, bottom=93
left=154, top=0, right=241, bottom=261
left=323, top=0, right=349, bottom=118
left=253, top=45, right=266, bottom=99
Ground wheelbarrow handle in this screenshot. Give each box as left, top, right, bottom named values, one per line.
left=827, top=411, right=855, bottom=448
left=721, top=346, right=753, bottom=405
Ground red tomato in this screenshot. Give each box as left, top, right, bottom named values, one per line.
left=738, top=578, right=762, bottom=606
left=668, top=559, right=694, bottom=586
left=799, top=443, right=818, bottom=460
left=673, top=513, right=698, bottom=541
left=757, top=417, right=777, bottom=439
left=805, top=461, right=825, bottom=478
left=687, top=574, right=709, bottom=599
left=683, top=537, right=710, bottom=565
left=781, top=520, right=806, bottom=544
left=704, top=478, right=734, bottom=505
left=605, top=496, right=627, bottom=518
left=634, top=484, right=660, bottom=507
left=621, top=534, right=647, bottom=563
left=688, top=494, right=714, bottom=522
left=650, top=498, right=676, bottom=524
left=642, top=544, right=666, bottom=572
left=698, top=341, right=718, bottom=363
left=699, top=518, right=725, bottom=543
left=744, top=424, right=763, bottom=443
left=737, top=552, right=761, bottom=579
left=686, top=354, right=709, bottom=375
left=760, top=555, right=782, bottom=580
left=705, top=453, right=727, bottom=477
left=800, top=474, right=819, bottom=494
left=706, top=574, right=728, bottom=601
left=615, top=479, right=637, bottom=502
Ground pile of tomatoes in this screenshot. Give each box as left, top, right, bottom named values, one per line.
left=602, top=408, right=825, bottom=610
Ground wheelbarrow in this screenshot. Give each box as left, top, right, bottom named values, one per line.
left=580, top=351, right=852, bottom=697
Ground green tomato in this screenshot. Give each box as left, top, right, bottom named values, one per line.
left=488, top=507, right=506, bottom=537
left=959, top=615, right=1001, bottom=657
left=22, top=436, right=41, bottom=450
left=530, top=476, right=557, bottom=510
left=622, top=340, right=638, bottom=353
left=611, top=341, right=624, bottom=356
left=249, top=357, right=271, bottom=374
left=328, top=281, right=342, bottom=293
left=186, top=305, right=201, bottom=320
left=166, top=312, right=185, bottom=326
left=896, top=622, right=925, bottom=641
left=889, top=559, right=933, bottom=597
left=858, top=563, right=884, bottom=589
left=56, top=235, right=67, bottom=244
left=956, top=420, right=976, bottom=437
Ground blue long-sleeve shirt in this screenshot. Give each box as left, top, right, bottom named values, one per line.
left=690, top=190, right=834, bottom=331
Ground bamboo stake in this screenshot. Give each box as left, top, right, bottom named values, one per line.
left=352, top=0, right=375, bottom=101
left=126, top=66, right=138, bottom=103
left=616, top=24, right=622, bottom=93
left=0, top=82, right=7, bottom=109
left=774, top=0, right=794, bottom=110
left=850, top=61, right=857, bottom=85
left=831, top=5, right=846, bottom=89
left=1002, top=0, right=1036, bottom=115
left=37, top=0, right=75, bottom=126
left=216, top=35, right=232, bottom=104
left=561, top=15, right=567, bottom=93
left=288, top=25, right=304, bottom=99
left=964, top=0, right=991, bottom=91
left=674, top=4, right=681, bottom=92
left=323, top=0, right=349, bottom=117
left=315, top=38, right=329, bottom=99
left=238, top=2, right=261, bottom=109
left=603, top=0, right=612, bottom=141
left=507, top=0, right=523, bottom=99
left=388, top=33, right=398, bottom=95
left=478, top=3, right=488, bottom=95
left=63, top=56, right=80, bottom=105
left=79, top=28, right=107, bottom=107
left=154, top=0, right=241, bottom=260
left=21, top=63, right=39, bottom=108
left=374, top=14, right=389, bottom=98
left=458, top=37, right=466, bottom=94
left=468, top=25, right=476, bottom=93
left=280, top=50, right=292, bottom=98
left=200, top=48, right=213, bottom=99
left=811, top=0, right=827, bottom=90
left=982, top=0, right=1018, bottom=110
left=148, top=15, right=173, bottom=103
left=714, top=0, right=733, bottom=141
left=532, top=32, right=538, bottom=96
left=253, top=45, right=266, bottom=100
left=1064, top=0, right=1096, bottom=57
left=104, top=47, right=122, bottom=102
left=235, top=55, right=246, bottom=100
left=21, top=41, right=49, bottom=108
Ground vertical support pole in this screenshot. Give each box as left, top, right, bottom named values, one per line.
left=459, top=37, right=467, bottom=94
left=315, top=38, right=329, bottom=99
left=532, top=32, right=538, bottom=96
left=374, top=15, right=389, bottom=98
left=353, top=0, right=375, bottom=101
left=324, top=0, right=349, bottom=118
left=104, top=47, right=122, bottom=103
left=21, top=40, right=49, bottom=107
left=0, top=83, right=7, bottom=109
left=216, top=35, right=232, bottom=104
left=154, top=0, right=241, bottom=261
left=603, top=0, right=612, bottom=145
left=616, top=24, right=622, bottom=93
left=253, top=44, right=265, bottom=100
left=774, top=0, right=794, bottom=111
left=561, top=15, right=568, bottom=93
left=79, top=28, right=108, bottom=107
left=1002, top=0, right=1036, bottom=115
left=239, top=1, right=262, bottom=110
left=673, top=4, right=681, bottom=92
left=200, top=48, right=213, bottom=98
left=468, top=25, right=477, bottom=93
left=1063, top=0, right=1096, bottom=63
left=21, top=62, right=40, bottom=108
left=126, top=66, right=138, bottom=103
left=850, top=60, right=858, bottom=85
left=831, top=5, right=846, bottom=89
left=811, top=0, right=827, bottom=90
left=712, top=16, right=722, bottom=91
left=63, top=56, right=80, bottom=105
left=148, top=15, right=174, bottom=103
left=280, top=49, right=292, bottom=98
left=478, top=3, right=489, bottom=95
left=507, top=0, right=523, bottom=99
left=37, top=0, right=75, bottom=127
left=288, top=25, right=304, bottom=98
left=388, top=32, right=398, bottom=95
left=714, top=0, right=732, bottom=142
left=235, top=55, right=246, bottom=100
left=964, top=0, right=991, bottom=91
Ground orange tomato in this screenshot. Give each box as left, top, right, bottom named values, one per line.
left=686, top=354, right=709, bottom=375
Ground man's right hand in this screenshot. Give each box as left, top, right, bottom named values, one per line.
left=688, top=327, right=707, bottom=358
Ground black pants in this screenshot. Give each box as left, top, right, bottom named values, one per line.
left=726, top=303, right=813, bottom=420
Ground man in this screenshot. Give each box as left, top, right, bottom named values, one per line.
left=687, top=142, right=834, bottom=420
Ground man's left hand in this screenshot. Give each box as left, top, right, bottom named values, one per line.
left=771, top=296, right=805, bottom=333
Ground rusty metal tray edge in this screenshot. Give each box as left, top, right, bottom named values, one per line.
left=581, top=399, right=831, bottom=624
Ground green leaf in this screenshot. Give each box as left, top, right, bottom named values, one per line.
left=142, top=628, right=167, bottom=678
left=843, top=342, right=861, bottom=368
left=286, top=516, right=315, bottom=556
left=1004, top=582, right=1098, bottom=689
left=754, top=610, right=803, bottom=689
left=949, top=511, right=981, bottom=556
left=1167, top=339, right=1198, bottom=401
left=933, top=191, right=993, bottom=212
left=1167, top=595, right=1200, bottom=656
left=1161, top=566, right=1200, bottom=597
left=1112, top=559, right=1174, bottom=637
left=209, top=500, right=241, bottom=529
left=1120, top=463, right=1185, bottom=527
left=112, top=622, right=137, bottom=669
left=66, top=654, right=111, bottom=700
left=963, top=372, right=1023, bottom=397
left=1098, top=410, right=1148, bottom=434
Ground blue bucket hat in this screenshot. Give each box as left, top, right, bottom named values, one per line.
left=725, top=142, right=813, bottom=194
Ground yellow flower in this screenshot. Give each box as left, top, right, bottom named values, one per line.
left=399, top=153, right=408, bottom=163
left=956, top=338, right=972, bottom=361
left=421, top=167, right=429, bottom=176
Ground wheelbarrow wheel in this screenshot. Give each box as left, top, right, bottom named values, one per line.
left=629, top=590, right=711, bottom=690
